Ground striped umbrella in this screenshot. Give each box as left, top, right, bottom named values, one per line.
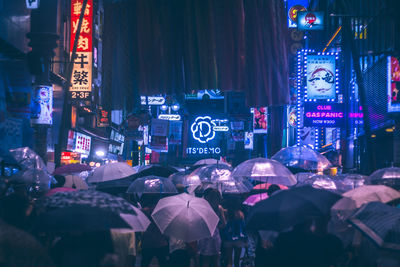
left=348, top=202, right=400, bottom=251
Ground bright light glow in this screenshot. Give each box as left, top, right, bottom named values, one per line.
left=160, top=105, right=168, bottom=111
left=96, top=150, right=105, bottom=157
left=171, top=104, right=180, bottom=111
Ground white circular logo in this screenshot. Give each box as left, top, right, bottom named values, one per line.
left=191, top=116, right=216, bottom=143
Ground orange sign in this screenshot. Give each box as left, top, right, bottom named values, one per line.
left=61, top=151, right=81, bottom=165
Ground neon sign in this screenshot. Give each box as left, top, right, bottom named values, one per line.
left=191, top=116, right=216, bottom=143
left=303, top=103, right=344, bottom=127
left=158, top=114, right=181, bottom=121
left=186, top=147, right=221, bottom=155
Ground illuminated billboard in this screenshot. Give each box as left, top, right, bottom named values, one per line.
left=306, top=55, right=336, bottom=100
left=388, top=56, right=400, bottom=112
left=297, top=11, right=324, bottom=30
left=303, top=103, right=344, bottom=128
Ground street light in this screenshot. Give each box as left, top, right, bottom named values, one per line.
left=96, top=150, right=105, bottom=157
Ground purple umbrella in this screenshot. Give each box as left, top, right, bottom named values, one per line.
left=53, top=164, right=92, bottom=175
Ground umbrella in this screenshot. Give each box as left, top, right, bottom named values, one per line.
left=151, top=193, right=219, bottom=242
left=297, top=175, right=343, bottom=193
left=231, top=158, right=297, bottom=186
left=119, top=205, right=151, bottom=232
left=133, top=165, right=178, bottom=179
left=295, top=172, right=315, bottom=183
left=169, top=172, right=188, bottom=186
left=246, top=186, right=341, bottom=231
left=11, top=169, right=53, bottom=192
left=271, top=146, right=332, bottom=171
left=193, top=180, right=251, bottom=195
left=367, top=167, right=400, bottom=189
left=329, top=185, right=400, bottom=247
left=87, top=162, right=137, bottom=183
left=253, top=183, right=289, bottom=190
left=189, top=164, right=233, bottom=183
left=0, top=219, right=55, bottom=267
left=337, top=174, right=366, bottom=190
left=33, top=205, right=132, bottom=232
left=126, top=176, right=178, bottom=196
left=95, top=177, right=133, bottom=195
left=348, top=202, right=400, bottom=251
left=53, top=163, right=92, bottom=175
left=63, top=175, right=88, bottom=190
left=9, top=147, right=47, bottom=170
left=194, top=158, right=231, bottom=166
left=45, top=187, right=77, bottom=196
left=243, top=193, right=269, bottom=206
left=36, top=190, right=138, bottom=216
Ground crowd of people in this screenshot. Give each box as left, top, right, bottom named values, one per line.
left=0, top=170, right=399, bottom=267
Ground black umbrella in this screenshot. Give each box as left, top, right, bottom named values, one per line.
left=348, top=202, right=400, bottom=251
left=133, top=165, right=178, bottom=178
left=246, top=186, right=341, bottom=231
left=33, top=205, right=131, bottom=233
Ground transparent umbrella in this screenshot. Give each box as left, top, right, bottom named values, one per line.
left=11, top=169, right=53, bottom=195
left=297, top=174, right=344, bottom=193
left=367, top=167, right=400, bottom=189
left=194, top=158, right=231, bottom=166
left=126, top=176, right=178, bottom=197
left=231, top=158, right=296, bottom=186
left=190, top=164, right=233, bottom=183
left=337, top=174, right=366, bottom=190
left=271, top=146, right=332, bottom=171
left=169, top=172, right=188, bottom=186
left=9, top=147, right=46, bottom=170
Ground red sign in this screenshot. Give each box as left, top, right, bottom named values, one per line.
left=70, top=0, right=93, bottom=53
left=97, top=108, right=110, bottom=127
left=61, top=151, right=81, bottom=165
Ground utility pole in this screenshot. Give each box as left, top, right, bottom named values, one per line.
left=27, top=0, right=59, bottom=163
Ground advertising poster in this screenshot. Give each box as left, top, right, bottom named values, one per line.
left=151, top=119, right=169, bottom=136
left=253, top=107, right=268, bottom=133
left=297, top=11, right=324, bottom=30
left=388, top=56, right=400, bottom=112
left=306, top=55, right=336, bottom=100
left=169, top=121, right=182, bottom=145
left=75, top=132, right=91, bottom=154
left=244, top=132, right=254, bottom=150
left=31, top=85, right=53, bottom=125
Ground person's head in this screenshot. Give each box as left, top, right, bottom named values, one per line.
left=203, top=188, right=222, bottom=212
left=175, top=184, right=186, bottom=194
left=52, top=175, right=66, bottom=189
left=267, top=184, right=281, bottom=196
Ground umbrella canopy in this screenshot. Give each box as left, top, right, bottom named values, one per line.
left=367, top=167, right=400, bottom=189
left=33, top=205, right=132, bottom=233
left=151, top=193, right=219, bottom=242
left=329, top=185, right=400, bottom=246
left=169, top=171, right=188, bottom=186
left=246, top=186, right=341, bottom=231
left=126, top=176, right=178, bottom=196
left=333, top=185, right=400, bottom=214
left=95, top=177, right=134, bottom=195
left=119, top=205, right=151, bottom=232
left=0, top=219, right=55, bottom=267
left=194, top=158, right=231, bottom=166
left=193, top=180, right=251, bottom=195
left=271, top=146, right=332, bottom=171
left=53, top=164, right=92, bottom=175
left=253, top=183, right=289, bottom=190
left=297, top=175, right=344, bottom=193
left=348, top=202, right=400, bottom=251
left=11, top=169, right=53, bottom=192
left=133, top=165, right=178, bottom=178
left=231, top=158, right=296, bottom=186
left=9, top=147, right=47, bottom=170
left=63, top=175, right=88, bottom=190
left=36, top=190, right=138, bottom=216
left=337, top=174, right=366, bottom=190
left=243, top=193, right=269, bottom=206
left=87, top=162, right=137, bottom=183
left=45, top=187, right=77, bottom=196
left=190, top=164, right=232, bottom=182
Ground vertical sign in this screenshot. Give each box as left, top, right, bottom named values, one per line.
left=31, top=85, right=53, bottom=125
left=388, top=56, right=400, bottom=112
left=253, top=107, right=268, bottom=133
left=70, top=0, right=93, bottom=101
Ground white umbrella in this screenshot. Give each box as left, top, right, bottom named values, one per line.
left=63, top=175, right=88, bottom=190
left=87, top=162, right=137, bottom=183
left=120, top=205, right=151, bottom=232
left=151, top=193, right=219, bottom=242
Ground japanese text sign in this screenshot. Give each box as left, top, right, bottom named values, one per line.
left=70, top=0, right=93, bottom=99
